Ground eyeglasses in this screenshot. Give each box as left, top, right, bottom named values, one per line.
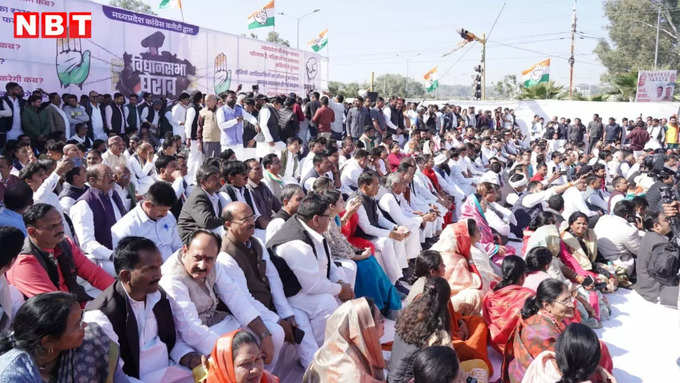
left=233, top=214, right=256, bottom=223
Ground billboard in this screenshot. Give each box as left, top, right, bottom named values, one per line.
left=0, top=0, right=328, bottom=97
left=635, top=70, right=676, bottom=102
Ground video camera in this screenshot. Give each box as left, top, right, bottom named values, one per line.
left=659, top=184, right=680, bottom=248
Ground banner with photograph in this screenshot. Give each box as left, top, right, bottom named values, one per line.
left=635, top=70, right=676, bottom=102
left=0, top=0, right=328, bottom=97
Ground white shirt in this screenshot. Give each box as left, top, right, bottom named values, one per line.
left=102, top=150, right=128, bottom=170
left=6, top=96, right=21, bottom=140
left=128, top=155, right=155, bottom=194
left=593, top=214, right=641, bottom=262
left=112, top=205, right=182, bottom=261
left=378, top=192, right=422, bottom=228
left=274, top=218, right=342, bottom=297
left=562, top=186, right=598, bottom=221
left=265, top=217, right=285, bottom=244
left=329, top=101, right=346, bottom=133
left=282, top=151, right=300, bottom=180
left=89, top=103, right=105, bottom=140
left=218, top=239, right=295, bottom=319
left=71, top=189, right=123, bottom=261
left=159, top=252, right=263, bottom=355
left=340, top=159, right=363, bottom=195
left=184, top=106, right=197, bottom=140
left=34, top=171, right=73, bottom=238
left=83, top=289, right=194, bottom=383
left=170, top=104, right=187, bottom=137
left=258, top=106, right=276, bottom=143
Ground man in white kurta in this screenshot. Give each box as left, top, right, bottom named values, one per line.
left=71, top=164, right=124, bottom=276
left=159, top=230, right=284, bottom=368
left=84, top=238, right=198, bottom=383
left=127, top=142, right=156, bottom=195
left=112, top=182, right=183, bottom=261
left=380, top=172, right=433, bottom=249
left=219, top=201, right=317, bottom=367
left=354, top=170, right=410, bottom=283
left=267, top=194, right=355, bottom=345
left=170, top=94, right=190, bottom=140
left=339, top=150, right=369, bottom=195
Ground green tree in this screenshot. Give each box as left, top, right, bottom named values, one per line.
left=596, top=0, right=680, bottom=89
left=518, top=81, right=564, bottom=100
left=266, top=31, right=290, bottom=47
left=492, top=74, right=520, bottom=99
left=604, top=70, right=639, bottom=101
left=109, top=0, right=157, bottom=15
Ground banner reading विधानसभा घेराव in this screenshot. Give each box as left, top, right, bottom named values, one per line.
left=0, top=0, right=327, bottom=97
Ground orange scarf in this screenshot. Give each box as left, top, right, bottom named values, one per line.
left=206, top=330, right=279, bottom=383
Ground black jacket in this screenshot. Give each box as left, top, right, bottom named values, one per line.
left=177, top=187, right=224, bottom=243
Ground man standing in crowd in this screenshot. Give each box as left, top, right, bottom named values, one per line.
left=171, top=92, right=190, bottom=141
left=0, top=82, right=24, bottom=145
left=198, top=94, right=221, bottom=158
left=105, top=93, right=127, bottom=136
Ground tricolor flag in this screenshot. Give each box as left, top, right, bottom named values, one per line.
left=424, top=66, right=439, bottom=93
left=248, top=1, right=275, bottom=30
left=308, top=29, right=328, bottom=52
left=521, top=58, right=550, bottom=88
left=159, top=0, right=182, bottom=9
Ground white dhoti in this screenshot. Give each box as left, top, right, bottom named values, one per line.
left=289, top=307, right=321, bottom=368
left=402, top=225, right=422, bottom=260
left=287, top=292, right=339, bottom=346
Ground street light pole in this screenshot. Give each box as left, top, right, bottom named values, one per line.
left=295, top=8, right=320, bottom=50
left=654, top=3, right=661, bottom=69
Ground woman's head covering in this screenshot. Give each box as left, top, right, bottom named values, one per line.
left=452, top=219, right=473, bottom=259
left=303, top=298, right=385, bottom=383
left=206, top=329, right=278, bottom=383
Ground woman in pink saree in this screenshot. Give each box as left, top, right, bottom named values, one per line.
left=461, top=182, right=516, bottom=268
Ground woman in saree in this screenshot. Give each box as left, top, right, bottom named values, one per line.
left=430, top=219, right=486, bottom=315
left=461, top=182, right=516, bottom=268
left=482, top=255, right=535, bottom=354
left=303, top=298, right=386, bottom=383
left=505, top=279, right=613, bottom=383
left=0, top=292, right=124, bottom=382
left=204, top=329, right=279, bottom=383
left=389, top=277, right=490, bottom=383
left=322, top=190, right=402, bottom=314
left=560, top=212, right=613, bottom=324
left=521, top=323, right=617, bottom=383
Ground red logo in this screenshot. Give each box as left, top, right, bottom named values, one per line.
left=14, top=12, right=92, bottom=38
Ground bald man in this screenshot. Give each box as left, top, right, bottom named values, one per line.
left=101, top=135, right=127, bottom=170
left=71, top=163, right=127, bottom=276
left=128, top=142, right=155, bottom=194
left=217, top=201, right=318, bottom=367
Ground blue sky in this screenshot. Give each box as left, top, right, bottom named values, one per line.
left=93, top=0, right=611, bottom=87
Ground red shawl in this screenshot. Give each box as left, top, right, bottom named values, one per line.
left=341, top=210, right=376, bottom=254
left=482, top=284, right=535, bottom=354
left=422, top=166, right=442, bottom=193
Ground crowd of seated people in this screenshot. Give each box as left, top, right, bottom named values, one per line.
left=0, top=81, right=678, bottom=382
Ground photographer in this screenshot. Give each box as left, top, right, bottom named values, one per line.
left=636, top=203, right=680, bottom=307
left=645, top=167, right=675, bottom=214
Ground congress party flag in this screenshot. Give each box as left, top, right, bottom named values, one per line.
left=159, top=0, right=182, bottom=9
left=521, top=58, right=550, bottom=88
left=309, top=29, right=328, bottom=52
left=248, top=1, right=276, bottom=30
left=424, top=66, right=439, bottom=93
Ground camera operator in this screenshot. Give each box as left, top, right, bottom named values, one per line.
left=646, top=168, right=675, bottom=214
left=636, top=202, right=680, bottom=308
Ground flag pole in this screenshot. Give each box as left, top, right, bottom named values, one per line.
left=179, top=1, right=185, bottom=22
